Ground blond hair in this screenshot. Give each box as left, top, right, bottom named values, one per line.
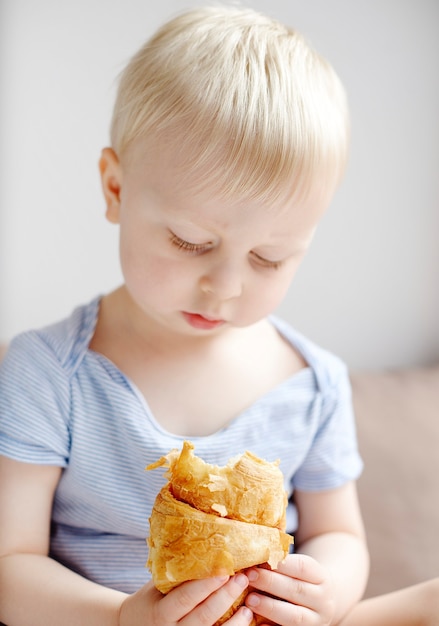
left=110, top=6, right=349, bottom=204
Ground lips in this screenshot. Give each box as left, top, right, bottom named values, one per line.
left=182, top=312, right=225, bottom=330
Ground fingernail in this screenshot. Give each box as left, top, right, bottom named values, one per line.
left=247, top=569, right=258, bottom=582
left=215, top=575, right=229, bottom=583
left=234, top=573, right=249, bottom=588
left=240, top=606, right=253, bottom=621
left=246, top=593, right=260, bottom=608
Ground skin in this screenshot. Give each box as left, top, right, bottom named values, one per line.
left=1, top=137, right=369, bottom=625
left=339, top=578, right=439, bottom=626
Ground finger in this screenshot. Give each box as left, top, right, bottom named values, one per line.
left=246, top=591, right=318, bottom=626
left=181, top=573, right=250, bottom=626
left=225, top=604, right=254, bottom=625
left=158, top=575, right=230, bottom=623
left=246, top=567, right=322, bottom=612
left=274, top=554, right=326, bottom=584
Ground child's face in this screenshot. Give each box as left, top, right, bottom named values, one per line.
left=100, top=139, right=330, bottom=338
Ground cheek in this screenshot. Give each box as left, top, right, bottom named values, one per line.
left=259, top=279, right=292, bottom=313
left=238, top=273, right=295, bottom=325
left=119, top=223, right=157, bottom=277
left=119, top=233, right=192, bottom=300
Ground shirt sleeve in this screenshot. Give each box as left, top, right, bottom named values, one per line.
left=293, top=361, right=363, bottom=491
left=0, top=332, right=71, bottom=466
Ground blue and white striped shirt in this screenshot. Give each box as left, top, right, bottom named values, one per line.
left=0, top=297, right=362, bottom=593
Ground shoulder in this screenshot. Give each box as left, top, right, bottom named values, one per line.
left=3, top=297, right=100, bottom=380
left=0, top=298, right=101, bottom=465
left=269, top=315, right=349, bottom=393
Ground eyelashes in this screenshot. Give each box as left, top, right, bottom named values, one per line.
left=169, top=232, right=283, bottom=270
left=169, top=233, right=211, bottom=254
left=250, top=252, right=282, bottom=270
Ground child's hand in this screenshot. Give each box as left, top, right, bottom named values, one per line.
left=245, top=554, right=335, bottom=626
left=119, top=573, right=253, bottom=626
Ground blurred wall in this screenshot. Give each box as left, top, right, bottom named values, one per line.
left=1, top=0, right=438, bottom=369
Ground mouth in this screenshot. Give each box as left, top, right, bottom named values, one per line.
left=182, top=312, right=225, bottom=330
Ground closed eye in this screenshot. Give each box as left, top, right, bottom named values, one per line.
left=169, top=232, right=212, bottom=254
left=170, top=231, right=283, bottom=268
left=250, top=251, right=283, bottom=270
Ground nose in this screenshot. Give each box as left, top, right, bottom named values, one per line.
left=199, top=259, right=243, bottom=301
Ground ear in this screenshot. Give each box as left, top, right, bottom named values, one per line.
left=99, top=147, right=122, bottom=224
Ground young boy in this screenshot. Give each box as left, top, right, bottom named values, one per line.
left=0, top=5, right=369, bottom=625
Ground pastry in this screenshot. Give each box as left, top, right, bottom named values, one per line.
left=146, top=441, right=294, bottom=625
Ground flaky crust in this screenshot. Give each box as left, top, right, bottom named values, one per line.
left=147, top=440, right=288, bottom=529
left=146, top=441, right=294, bottom=625
left=148, top=483, right=293, bottom=594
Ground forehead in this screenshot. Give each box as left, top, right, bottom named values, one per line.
left=121, top=134, right=336, bottom=219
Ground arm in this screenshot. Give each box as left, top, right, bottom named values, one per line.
left=0, top=456, right=254, bottom=626
left=339, top=578, right=439, bottom=626
left=294, top=482, right=369, bottom=619
left=0, top=456, right=125, bottom=625
left=245, top=481, right=369, bottom=625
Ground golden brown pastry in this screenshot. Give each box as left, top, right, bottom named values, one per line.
left=146, top=441, right=294, bottom=625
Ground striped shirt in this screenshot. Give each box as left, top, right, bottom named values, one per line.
left=0, top=297, right=362, bottom=593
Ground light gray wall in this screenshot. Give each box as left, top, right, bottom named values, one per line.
left=1, top=0, right=438, bottom=370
